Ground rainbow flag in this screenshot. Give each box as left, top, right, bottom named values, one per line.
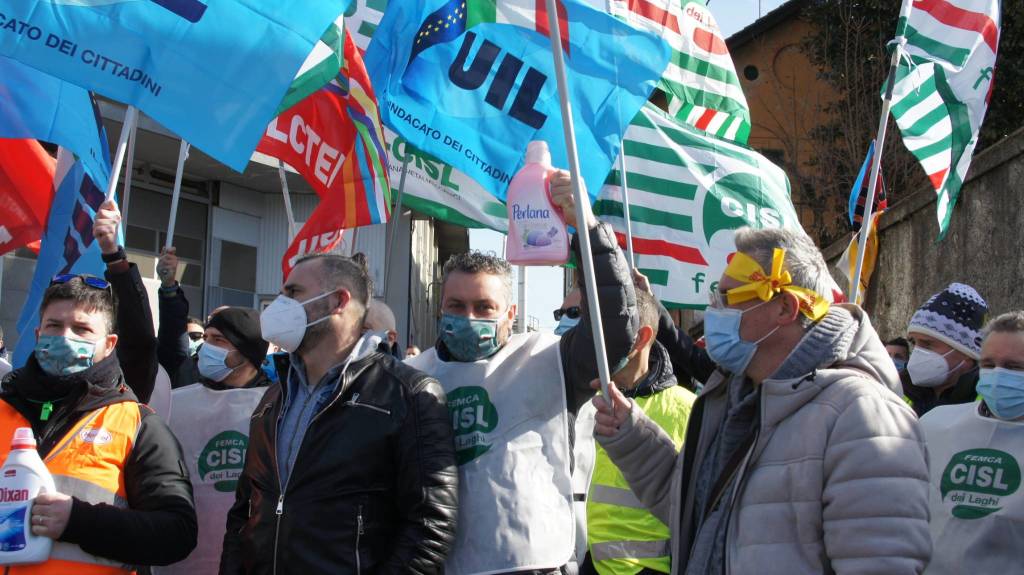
left=259, top=25, right=390, bottom=276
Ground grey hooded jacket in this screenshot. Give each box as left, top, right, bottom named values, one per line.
left=597, top=304, right=932, bottom=575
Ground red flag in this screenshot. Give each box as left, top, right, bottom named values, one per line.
left=258, top=29, right=391, bottom=278
left=0, top=139, right=56, bottom=256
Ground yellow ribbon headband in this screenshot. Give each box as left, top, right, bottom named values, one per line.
left=723, top=248, right=830, bottom=322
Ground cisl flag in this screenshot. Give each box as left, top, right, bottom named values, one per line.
left=258, top=26, right=391, bottom=277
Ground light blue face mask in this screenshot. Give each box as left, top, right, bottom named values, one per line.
left=34, top=334, right=96, bottom=376
left=978, top=367, right=1024, bottom=420
left=198, top=342, right=238, bottom=383
left=439, top=313, right=503, bottom=362
left=554, top=315, right=580, bottom=336
left=893, top=358, right=907, bottom=372
left=703, top=298, right=779, bottom=376
left=188, top=338, right=203, bottom=357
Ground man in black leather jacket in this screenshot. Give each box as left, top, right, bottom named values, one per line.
left=221, top=253, right=457, bottom=574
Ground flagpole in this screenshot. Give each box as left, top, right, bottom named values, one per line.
left=384, top=156, right=410, bottom=301
left=277, top=161, right=297, bottom=241
left=619, top=152, right=636, bottom=269
left=105, top=106, right=139, bottom=202
left=121, top=120, right=139, bottom=224
left=164, top=139, right=190, bottom=250
left=851, top=0, right=914, bottom=304
left=517, top=265, right=528, bottom=334
left=546, top=0, right=612, bottom=399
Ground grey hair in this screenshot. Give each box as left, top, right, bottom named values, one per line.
left=733, top=227, right=839, bottom=327
left=295, top=253, right=373, bottom=312
left=441, top=251, right=514, bottom=306
left=984, top=311, right=1024, bottom=337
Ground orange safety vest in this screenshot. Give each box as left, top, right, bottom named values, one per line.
left=0, top=399, right=142, bottom=575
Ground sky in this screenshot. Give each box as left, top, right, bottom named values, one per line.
left=468, top=0, right=791, bottom=330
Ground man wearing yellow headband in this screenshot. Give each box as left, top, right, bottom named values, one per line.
left=591, top=227, right=931, bottom=575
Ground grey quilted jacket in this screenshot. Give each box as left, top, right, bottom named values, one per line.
left=598, top=304, right=932, bottom=575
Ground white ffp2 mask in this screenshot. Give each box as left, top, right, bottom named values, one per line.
left=260, top=291, right=335, bottom=353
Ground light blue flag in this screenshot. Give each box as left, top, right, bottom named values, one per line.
left=0, top=55, right=110, bottom=190
left=364, top=0, right=670, bottom=201
left=0, top=0, right=351, bottom=171
left=11, top=148, right=121, bottom=368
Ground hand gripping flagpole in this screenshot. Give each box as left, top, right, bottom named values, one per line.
left=105, top=106, right=139, bottom=202
left=164, top=139, right=190, bottom=250
left=851, top=0, right=914, bottom=304
left=277, top=161, right=297, bottom=241
left=546, top=0, right=612, bottom=399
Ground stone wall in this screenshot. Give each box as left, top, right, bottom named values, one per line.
left=823, top=126, right=1024, bottom=341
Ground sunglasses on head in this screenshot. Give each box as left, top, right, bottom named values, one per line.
left=553, top=306, right=581, bottom=322
left=50, top=274, right=112, bottom=291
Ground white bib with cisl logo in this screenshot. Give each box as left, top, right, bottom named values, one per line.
left=408, top=332, right=575, bottom=575
left=155, top=383, right=267, bottom=575
left=920, top=401, right=1024, bottom=575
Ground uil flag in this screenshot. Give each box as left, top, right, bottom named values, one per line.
left=258, top=28, right=391, bottom=277
left=365, top=0, right=671, bottom=201
left=0, top=0, right=351, bottom=171
left=889, top=0, right=1001, bottom=237
left=596, top=103, right=804, bottom=309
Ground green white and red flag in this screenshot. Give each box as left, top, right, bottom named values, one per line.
left=596, top=103, right=803, bottom=309
left=608, top=0, right=751, bottom=143
left=889, top=0, right=1001, bottom=237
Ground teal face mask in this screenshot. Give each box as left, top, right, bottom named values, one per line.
left=34, top=334, right=97, bottom=376
left=439, top=313, right=503, bottom=362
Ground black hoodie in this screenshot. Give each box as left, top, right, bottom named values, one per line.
left=1, top=352, right=197, bottom=567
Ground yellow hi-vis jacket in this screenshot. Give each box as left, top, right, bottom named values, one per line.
left=587, top=385, right=695, bottom=575
left=0, top=400, right=141, bottom=575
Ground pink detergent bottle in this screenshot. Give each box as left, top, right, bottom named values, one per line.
left=506, top=141, right=569, bottom=265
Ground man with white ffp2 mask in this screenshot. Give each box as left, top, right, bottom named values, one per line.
left=919, top=310, right=1024, bottom=575
left=902, top=283, right=989, bottom=417
left=222, top=253, right=458, bottom=574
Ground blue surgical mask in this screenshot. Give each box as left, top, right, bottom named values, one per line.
left=198, top=342, right=238, bottom=383
left=554, top=316, right=580, bottom=336
left=439, top=313, right=503, bottom=362
left=703, top=299, right=779, bottom=376
left=34, top=335, right=97, bottom=376
left=978, top=367, right=1024, bottom=420
left=188, top=338, right=203, bottom=357
left=893, top=358, right=907, bottom=372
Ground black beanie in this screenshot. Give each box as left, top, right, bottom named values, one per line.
left=207, top=308, right=269, bottom=369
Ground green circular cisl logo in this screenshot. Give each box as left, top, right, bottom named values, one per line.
left=198, top=430, right=248, bottom=493
left=447, top=386, right=499, bottom=466
left=940, top=448, right=1020, bottom=520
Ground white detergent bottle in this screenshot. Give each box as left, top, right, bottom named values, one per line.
left=506, top=141, right=569, bottom=265
left=0, top=428, right=54, bottom=565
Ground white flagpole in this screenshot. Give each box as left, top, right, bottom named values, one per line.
left=517, top=265, right=528, bottom=334
left=619, top=152, right=636, bottom=269
left=546, top=0, right=612, bottom=398
left=384, top=156, right=411, bottom=301
left=105, top=106, right=139, bottom=202
left=164, top=139, right=190, bottom=250
left=851, top=0, right=914, bottom=304
left=121, top=121, right=139, bottom=224
left=277, top=161, right=297, bottom=241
